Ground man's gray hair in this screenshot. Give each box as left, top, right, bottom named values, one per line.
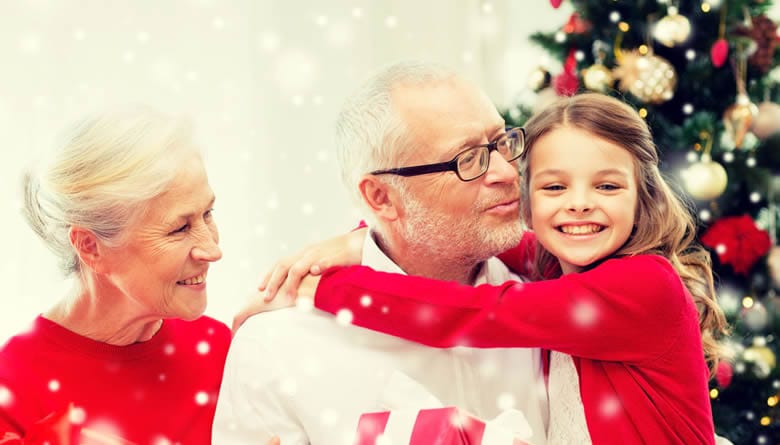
left=334, top=61, right=458, bottom=206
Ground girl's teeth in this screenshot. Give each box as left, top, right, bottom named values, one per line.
left=560, top=224, right=601, bottom=235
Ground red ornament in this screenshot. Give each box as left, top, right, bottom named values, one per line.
left=710, top=39, right=729, bottom=68
left=550, top=0, right=563, bottom=8
left=553, top=50, right=579, bottom=96
left=563, top=12, right=591, bottom=34
left=715, top=361, right=733, bottom=389
left=701, top=215, right=772, bottom=275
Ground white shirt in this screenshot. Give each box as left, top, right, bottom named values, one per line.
left=213, top=233, right=548, bottom=445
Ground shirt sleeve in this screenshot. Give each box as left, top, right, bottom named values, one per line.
left=212, top=332, right=308, bottom=445
left=314, top=255, right=689, bottom=364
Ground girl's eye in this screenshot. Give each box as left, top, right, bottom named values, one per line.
left=598, top=184, right=620, bottom=191
left=543, top=185, right=565, bottom=191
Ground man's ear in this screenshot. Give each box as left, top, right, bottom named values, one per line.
left=69, top=226, right=108, bottom=273
left=358, top=175, right=400, bottom=222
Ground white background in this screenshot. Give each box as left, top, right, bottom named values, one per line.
left=3, top=1, right=774, bottom=345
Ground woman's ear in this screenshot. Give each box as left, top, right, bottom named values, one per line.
left=358, top=175, right=400, bottom=222
left=69, top=226, right=109, bottom=273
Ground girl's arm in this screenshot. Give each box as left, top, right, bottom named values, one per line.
left=315, top=254, right=693, bottom=363
left=496, top=231, right=536, bottom=277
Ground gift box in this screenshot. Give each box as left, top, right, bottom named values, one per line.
left=355, top=406, right=533, bottom=445
left=354, top=372, right=535, bottom=445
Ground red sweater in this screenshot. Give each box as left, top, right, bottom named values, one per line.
left=0, top=315, right=230, bottom=444
left=314, top=241, right=715, bottom=445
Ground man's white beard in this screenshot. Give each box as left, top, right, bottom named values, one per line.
left=397, top=189, right=523, bottom=268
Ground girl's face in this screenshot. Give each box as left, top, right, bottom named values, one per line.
left=527, top=126, right=638, bottom=274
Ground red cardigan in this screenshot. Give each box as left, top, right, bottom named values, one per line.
left=314, top=237, right=715, bottom=445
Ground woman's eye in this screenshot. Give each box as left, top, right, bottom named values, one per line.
left=170, top=224, right=189, bottom=235
left=204, top=208, right=214, bottom=220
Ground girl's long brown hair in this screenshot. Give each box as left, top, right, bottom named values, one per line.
left=520, top=93, right=729, bottom=374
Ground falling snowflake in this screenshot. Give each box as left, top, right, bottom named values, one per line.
left=164, top=344, right=176, bottom=355
left=571, top=300, right=598, bottom=327
left=195, top=391, right=209, bottom=406
left=197, top=341, right=210, bottom=355
left=497, top=392, right=516, bottom=410
left=360, top=295, right=372, bottom=307
left=599, top=395, right=620, bottom=418
left=48, top=379, right=60, bottom=392
left=336, top=309, right=353, bottom=325
left=0, top=385, right=12, bottom=406
left=70, top=406, right=86, bottom=424
left=152, top=436, right=173, bottom=445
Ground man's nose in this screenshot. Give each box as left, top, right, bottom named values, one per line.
left=482, top=150, right=519, bottom=184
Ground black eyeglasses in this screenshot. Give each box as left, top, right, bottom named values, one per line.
left=370, top=127, right=525, bottom=182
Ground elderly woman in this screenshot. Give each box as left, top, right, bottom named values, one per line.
left=0, top=108, right=231, bottom=444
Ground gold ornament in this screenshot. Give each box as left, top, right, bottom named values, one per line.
left=613, top=50, right=677, bottom=104
left=582, top=63, right=614, bottom=92
left=744, top=338, right=777, bottom=379
left=751, top=101, right=780, bottom=140
left=682, top=154, right=728, bottom=200
left=767, top=246, right=780, bottom=287
left=527, top=66, right=551, bottom=92
left=653, top=8, right=692, bottom=47
left=723, top=94, right=758, bottom=148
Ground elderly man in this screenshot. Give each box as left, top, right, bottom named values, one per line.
left=212, top=61, right=547, bottom=445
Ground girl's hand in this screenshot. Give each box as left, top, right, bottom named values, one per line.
left=231, top=275, right=322, bottom=334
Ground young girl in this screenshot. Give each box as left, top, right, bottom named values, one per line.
left=258, top=93, right=729, bottom=444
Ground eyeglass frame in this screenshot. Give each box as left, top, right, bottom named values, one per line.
left=369, top=127, right=526, bottom=182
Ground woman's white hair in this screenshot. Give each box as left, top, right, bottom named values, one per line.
left=23, top=106, right=197, bottom=275
left=334, top=60, right=458, bottom=206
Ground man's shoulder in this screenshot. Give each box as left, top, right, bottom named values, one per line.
left=232, top=308, right=346, bottom=351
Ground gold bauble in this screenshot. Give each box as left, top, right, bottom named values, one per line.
left=723, top=94, right=758, bottom=148
left=582, top=63, right=614, bottom=92
left=653, top=12, right=692, bottom=47
left=767, top=246, right=780, bottom=287
left=613, top=51, right=677, bottom=104
left=681, top=155, right=728, bottom=200
left=744, top=343, right=776, bottom=379
left=527, top=66, right=550, bottom=92
left=751, top=101, right=780, bottom=140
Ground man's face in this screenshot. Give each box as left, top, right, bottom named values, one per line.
left=391, top=77, right=523, bottom=262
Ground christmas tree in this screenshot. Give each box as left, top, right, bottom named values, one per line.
left=503, top=0, right=780, bottom=443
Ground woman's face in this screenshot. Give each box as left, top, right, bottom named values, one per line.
left=102, top=152, right=222, bottom=320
